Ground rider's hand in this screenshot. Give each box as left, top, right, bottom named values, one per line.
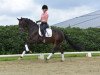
left=36, top=21, right=38, bottom=24
left=36, top=20, right=41, bottom=24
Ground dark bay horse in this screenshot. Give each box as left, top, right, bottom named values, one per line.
left=17, top=17, right=82, bottom=61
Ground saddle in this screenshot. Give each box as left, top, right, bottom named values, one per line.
left=39, top=25, right=52, bottom=37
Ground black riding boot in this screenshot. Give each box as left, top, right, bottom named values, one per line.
left=40, top=22, right=49, bottom=43
left=42, top=30, right=46, bottom=43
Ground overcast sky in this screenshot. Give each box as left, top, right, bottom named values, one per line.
left=0, top=0, right=100, bottom=25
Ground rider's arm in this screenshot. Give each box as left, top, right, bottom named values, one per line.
left=36, top=20, right=41, bottom=23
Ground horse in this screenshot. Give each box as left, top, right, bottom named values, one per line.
left=17, top=17, right=83, bottom=61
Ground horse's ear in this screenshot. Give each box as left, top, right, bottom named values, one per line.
left=21, top=17, right=22, bottom=19
left=17, top=18, right=20, bottom=21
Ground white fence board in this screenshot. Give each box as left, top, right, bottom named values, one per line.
left=0, top=51, right=100, bottom=58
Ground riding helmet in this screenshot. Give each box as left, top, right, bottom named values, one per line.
left=42, top=5, right=48, bottom=9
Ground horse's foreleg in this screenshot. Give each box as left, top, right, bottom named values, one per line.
left=21, top=50, right=26, bottom=58
left=25, top=44, right=30, bottom=52
left=19, top=44, right=31, bottom=60
left=25, top=44, right=32, bottom=53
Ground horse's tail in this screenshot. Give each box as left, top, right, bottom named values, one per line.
left=64, top=34, right=84, bottom=51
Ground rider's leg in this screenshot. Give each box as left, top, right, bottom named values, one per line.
left=43, top=24, right=49, bottom=43
left=43, top=23, right=49, bottom=36
left=40, top=23, right=46, bottom=42
left=40, top=23, right=45, bottom=37
left=40, top=22, right=49, bottom=43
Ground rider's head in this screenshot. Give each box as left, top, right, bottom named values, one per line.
left=42, top=5, right=48, bottom=13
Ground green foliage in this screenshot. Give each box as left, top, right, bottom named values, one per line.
left=0, top=25, right=99, bottom=54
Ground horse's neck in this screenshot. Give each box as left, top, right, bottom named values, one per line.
left=27, top=23, right=39, bottom=36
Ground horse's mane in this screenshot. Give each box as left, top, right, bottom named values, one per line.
left=23, top=18, right=36, bottom=24
left=21, top=18, right=39, bottom=31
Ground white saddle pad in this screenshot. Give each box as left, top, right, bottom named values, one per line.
left=39, top=26, right=52, bottom=37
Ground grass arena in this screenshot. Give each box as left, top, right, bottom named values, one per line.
left=0, top=54, right=100, bottom=75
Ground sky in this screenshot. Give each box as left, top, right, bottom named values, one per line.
left=0, top=0, right=100, bottom=26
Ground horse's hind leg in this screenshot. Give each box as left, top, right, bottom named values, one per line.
left=46, top=49, right=55, bottom=60
left=46, top=50, right=55, bottom=60
left=61, top=50, right=65, bottom=62
left=60, top=45, right=65, bottom=61
left=46, top=43, right=61, bottom=62
left=46, top=44, right=57, bottom=60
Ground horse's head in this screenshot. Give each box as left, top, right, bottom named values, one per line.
left=17, top=17, right=38, bottom=36
left=17, top=17, right=29, bottom=33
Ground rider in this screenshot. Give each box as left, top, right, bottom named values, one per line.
left=36, top=5, right=49, bottom=42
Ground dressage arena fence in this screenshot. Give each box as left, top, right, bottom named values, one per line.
left=0, top=51, right=100, bottom=59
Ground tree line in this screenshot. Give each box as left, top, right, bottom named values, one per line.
left=0, top=25, right=99, bottom=54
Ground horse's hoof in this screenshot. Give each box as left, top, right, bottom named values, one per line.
left=29, top=51, right=32, bottom=54
left=61, top=60, right=64, bottom=62
left=45, top=58, right=48, bottom=63
left=18, top=57, right=22, bottom=60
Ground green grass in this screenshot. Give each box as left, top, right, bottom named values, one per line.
left=0, top=53, right=100, bottom=61
left=0, top=56, right=37, bottom=61
left=0, top=57, right=18, bottom=61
